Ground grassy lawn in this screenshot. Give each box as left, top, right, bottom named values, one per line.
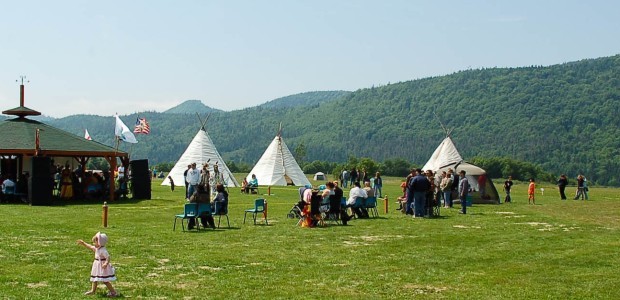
left=0, top=175, right=618, bottom=299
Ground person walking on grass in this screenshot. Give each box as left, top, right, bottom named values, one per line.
left=77, top=232, right=118, bottom=297
left=528, top=178, right=536, bottom=205
left=458, top=170, right=469, bottom=214
left=557, top=174, right=568, bottom=200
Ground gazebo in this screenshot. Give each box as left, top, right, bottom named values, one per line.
left=0, top=81, right=129, bottom=203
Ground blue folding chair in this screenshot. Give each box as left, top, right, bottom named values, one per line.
left=195, top=203, right=213, bottom=230
left=174, top=203, right=198, bottom=231
left=351, top=197, right=365, bottom=219
left=213, top=201, right=230, bottom=228
left=244, top=198, right=267, bottom=225
left=364, top=196, right=379, bottom=218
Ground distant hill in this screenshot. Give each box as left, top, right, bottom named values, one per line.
left=34, top=54, right=620, bottom=186
left=257, top=91, right=351, bottom=109
left=163, top=100, right=222, bottom=114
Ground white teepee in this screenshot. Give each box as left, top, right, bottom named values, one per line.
left=245, top=133, right=311, bottom=187
left=422, top=136, right=499, bottom=204
left=162, top=127, right=239, bottom=187
left=422, top=136, right=486, bottom=175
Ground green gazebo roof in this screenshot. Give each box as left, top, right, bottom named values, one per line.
left=0, top=117, right=127, bottom=157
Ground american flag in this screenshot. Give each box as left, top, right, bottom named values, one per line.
left=134, top=117, right=150, bottom=134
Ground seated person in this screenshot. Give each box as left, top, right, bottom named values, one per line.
left=241, top=178, right=249, bottom=193
left=295, top=184, right=312, bottom=211
left=363, top=181, right=375, bottom=197
left=211, top=184, right=228, bottom=215
left=1, top=175, right=16, bottom=203
left=188, top=185, right=216, bottom=229
left=346, top=181, right=369, bottom=218
left=245, top=174, right=258, bottom=194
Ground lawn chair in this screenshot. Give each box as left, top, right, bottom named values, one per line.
left=324, top=195, right=342, bottom=225
left=244, top=198, right=267, bottom=225
left=364, top=196, right=379, bottom=218
left=351, top=197, right=365, bottom=219
left=195, top=203, right=214, bottom=230
left=174, top=203, right=198, bottom=231
left=213, top=201, right=230, bottom=228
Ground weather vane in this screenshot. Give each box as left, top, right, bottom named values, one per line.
left=16, top=75, right=29, bottom=85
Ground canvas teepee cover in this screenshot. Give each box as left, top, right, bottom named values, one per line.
left=422, top=136, right=499, bottom=204
left=162, top=128, right=239, bottom=187
left=245, top=135, right=311, bottom=187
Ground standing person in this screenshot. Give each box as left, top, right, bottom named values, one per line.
left=77, top=232, right=118, bottom=297
left=361, top=168, right=369, bottom=184
left=404, top=169, right=415, bottom=215
left=574, top=175, right=585, bottom=200
left=60, top=164, right=73, bottom=200
left=583, top=176, right=589, bottom=200
left=410, top=169, right=430, bottom=218
left=183, top=164, right=191, bottom=199
left=341, top=169, right=350, bottom=188
left=440, top=171, right=452, bottom=208
left=528, top=178, right=536, bottom=204
left=349, top=168, right=358, bottom=187
left=557, top=174, right=568, bottom=200
left=425, top=170, right=436, bottom=216
left=504, top=176, right=514, bottom=203
left=186, top=163, right=200, bottom=198
left=168, top=176, right=175, bottom=192
left=373, top=172, right=383, bottom=198
left=200, top=164, right=210, bottom=193
left=458, top=170, right=469, bottom=214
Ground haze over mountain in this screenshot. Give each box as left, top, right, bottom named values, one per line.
left=8, top=55, right=619, bottom=185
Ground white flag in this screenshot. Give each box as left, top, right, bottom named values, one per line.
left=115, top=114, right=138, bottom=144
left=84, top=129, right=92, bottom=140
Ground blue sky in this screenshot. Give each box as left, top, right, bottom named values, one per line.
left=1, top=0, right=619, bottom=117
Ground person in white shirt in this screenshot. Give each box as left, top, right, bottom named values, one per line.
left=347, top=181, right=368, bottom=218
left=186, top=163, right=201, bottom=199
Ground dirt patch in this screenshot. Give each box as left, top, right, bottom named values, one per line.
left=26, top=282, right=49, bottom=288
left=198, top=266, right=222, bottom=271
left=403, top=284, right=448, bottom=294
left=453, top=225, right=481, bottom=229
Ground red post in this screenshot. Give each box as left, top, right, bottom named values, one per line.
left=102, top=201, right=109, bottom=228
left=384, top=195, right=388, bottom=214
left=268, top=186, right=271, bottom=195
left=20, top=84, right=25, bottom=107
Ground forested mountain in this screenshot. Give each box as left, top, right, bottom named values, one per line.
left=257, top=91, right=351, bottom=109
left=15, top=55, right=620, bottom=185
left=163, top=100, right=221, bottom=114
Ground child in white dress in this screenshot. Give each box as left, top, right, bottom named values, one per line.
left=77, top=232, right=118, bottom=297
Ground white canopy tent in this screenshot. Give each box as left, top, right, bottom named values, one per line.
left=245, top=130, right=311, bottom=187
left=162, top=122, right=239, bottom=187
left=422, top=136, right=499, bottom=204
left=313, top=172, right=326, bottom=180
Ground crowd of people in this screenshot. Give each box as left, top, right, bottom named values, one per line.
left=396, top=168, right=471, bottom=217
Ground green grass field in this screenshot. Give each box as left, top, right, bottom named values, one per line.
left=1, top=175, right=618, bottom=299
